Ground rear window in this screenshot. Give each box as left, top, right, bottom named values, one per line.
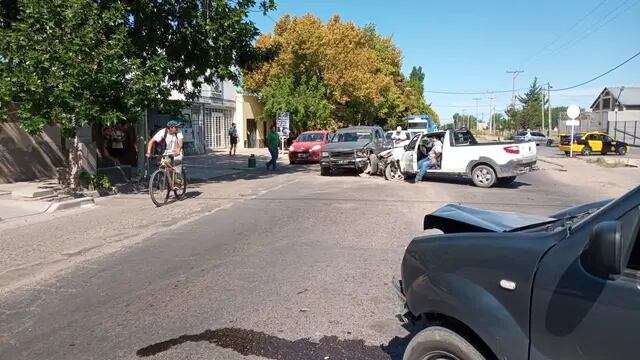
left=517, top=131, right=528, bottom=136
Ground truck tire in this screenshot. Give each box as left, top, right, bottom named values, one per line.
left=403, top=326, right=486, bottom=360
left=384, top=162, right=404, bottom=181
left=368, top=154, right=379, bottom=175
left=320, top=166, right=331, bottom=176
left=471, top=164, right=496, bottom=188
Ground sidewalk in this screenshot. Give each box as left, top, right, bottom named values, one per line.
left=184, top=147, right=287, bottom=181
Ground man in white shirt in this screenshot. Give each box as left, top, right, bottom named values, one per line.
left=391, top=126, right=407, bottom=142
left=415, top=135, right=442, bottom=182
left=146, top=120, right=184, bottom=175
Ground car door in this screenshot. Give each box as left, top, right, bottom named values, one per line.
left=587, top=133, right=603, bottom=152
left=532, top=132, right=545, bottom=145
left=401, top=134, right=421, bottom=173
left=602, top=135, right=614, bottom=154
left=530, top=201, right=640, bottom=360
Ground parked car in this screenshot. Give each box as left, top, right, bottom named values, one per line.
left=383, top=129, right=537, bottom=187
left=514, top=130, right=552, bottom=146
left=319, top=126, right=390, bottom=176
left=394, top=185, right=640, bottom=360
left=559, top=131, right=630, bottom=156
left=288, top=131, right=331, bottom=164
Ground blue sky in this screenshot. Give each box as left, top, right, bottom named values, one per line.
left=250, top=0, right=640, bottom=124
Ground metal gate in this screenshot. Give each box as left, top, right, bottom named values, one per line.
left=204, top=108, right=233, bottom=149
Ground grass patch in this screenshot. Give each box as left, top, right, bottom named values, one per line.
left=585, top=157, right=628, bottom=168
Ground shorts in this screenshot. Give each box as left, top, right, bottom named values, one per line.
left=230, top=137, right=238, bottom=145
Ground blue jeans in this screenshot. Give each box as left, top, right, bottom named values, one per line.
left=416, top=157, right=432, bottom=182
left=267, top=147, right=279, bottom=170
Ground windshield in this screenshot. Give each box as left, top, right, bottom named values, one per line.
left=331, top=131, right=372, bottom=142
left=297, top=133, right=325, bottom=142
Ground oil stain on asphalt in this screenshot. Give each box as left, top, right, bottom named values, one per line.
left=136, top=327, right=408, bottom=359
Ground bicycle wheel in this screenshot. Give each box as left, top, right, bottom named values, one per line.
left=174, top=169, right=187, bottom=200
left=149, top=170, right=170, bottom=207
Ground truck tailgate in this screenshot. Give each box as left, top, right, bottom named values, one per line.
left=518, top=142, right=537, bottom=160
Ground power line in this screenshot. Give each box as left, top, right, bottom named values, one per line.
left=551, top=49, right=640, bottom=91
left=523, top=0, right=608, bottom=66
left=425, top=50, right=639, bottom=95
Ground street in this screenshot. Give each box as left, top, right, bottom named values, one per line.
left=1, top=149, right=639, bottom=360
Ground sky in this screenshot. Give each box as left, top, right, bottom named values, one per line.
left=250, top=0, right=640, bottom=124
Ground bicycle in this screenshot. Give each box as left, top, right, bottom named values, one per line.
left=148, top=154, right=187, bottom=206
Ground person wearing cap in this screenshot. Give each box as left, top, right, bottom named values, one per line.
left=391, top=126, right=407, bottom=142
left=146, top=120, right=184, bottom=183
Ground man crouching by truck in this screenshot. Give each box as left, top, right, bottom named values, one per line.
left=415, top=135, right=442, bottom=182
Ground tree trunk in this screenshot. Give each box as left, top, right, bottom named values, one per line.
left=67, top=135, right=82, bottom=191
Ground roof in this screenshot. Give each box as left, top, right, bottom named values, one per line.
left=591, top=87, right=640, bottom=109
left=338, top=126, right=380, bottom=131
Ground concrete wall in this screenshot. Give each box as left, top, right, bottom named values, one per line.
left=0, top=122, right=66, bottom=183
left=240, top=95, right=272, bottom=148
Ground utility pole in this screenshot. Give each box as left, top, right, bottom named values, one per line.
left=472, top=97, right=482, bottom=130
left=506, top=70, right=524, bottom=108
left=488, top=96, right=495, bottom=134
left=541, top=92, right=545, bottom=133
left=547, top=83, right=552, bottom=137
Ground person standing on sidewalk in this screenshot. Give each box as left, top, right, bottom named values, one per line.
left=228, top=123, right=238, bottom=156
left=265, top=125, right=280, bottom=170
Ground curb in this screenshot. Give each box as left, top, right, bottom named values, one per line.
left=537, top=158, right=566, bottom=168
left=45, top=197, right=96, bottom=214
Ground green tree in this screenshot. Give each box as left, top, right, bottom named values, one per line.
left=504, top=106, right=520, bottom=131
left=517, top=78, right=546, bottom=130
left=405, top=66, right=439, bottom=125
left=1, top=0, right=274, bottom=187
left=408, top=66, right=425, bottom=96
left=261, top=75, right=331, bottom=130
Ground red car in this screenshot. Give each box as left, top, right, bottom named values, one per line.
left=288, top=131, right=331, bottom=164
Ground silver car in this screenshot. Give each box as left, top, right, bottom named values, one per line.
left=514, top=130, right=552, bottom=146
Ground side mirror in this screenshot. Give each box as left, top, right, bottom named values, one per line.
left=582, top=221, right=624, bottom=276
left=403, top=145, right=408, bottom=151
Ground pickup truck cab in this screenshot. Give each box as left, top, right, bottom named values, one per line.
left=395, top=186, right=640, bottom=360
left=397, top=129, right=537, bottom=187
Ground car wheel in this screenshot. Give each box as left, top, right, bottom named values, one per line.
left=471, top=164, right=496, bottom=188
left=564, top=151, right=570, bottom=156
left=320, top=166, right=331, bottom=176
left=384, top=162, right=404, bottom=181
left=617, top=146, right=627, bottom=155
left=581, top=146, right=591, bottom=156
left=497, top=176, right=517, bottom=185
left=403, top=326, right=486, bottom=360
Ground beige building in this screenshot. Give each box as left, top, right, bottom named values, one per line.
left=591, top=87, right=640, bottom=146
left=234, top=94, right=272, bottom=149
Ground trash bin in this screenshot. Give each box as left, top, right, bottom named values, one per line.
left=248, top=154, right=256, bottom=168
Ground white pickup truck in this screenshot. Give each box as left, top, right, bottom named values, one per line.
left=382, top=129, right=537, bottom=187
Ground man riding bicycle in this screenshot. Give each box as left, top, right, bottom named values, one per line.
left=146, top=120, right=184, bottom=189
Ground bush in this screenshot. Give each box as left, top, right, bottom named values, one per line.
left=79, top=172, right=111, bottom=191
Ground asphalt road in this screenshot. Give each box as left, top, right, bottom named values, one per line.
left=0, top=160, right=636, bottom=360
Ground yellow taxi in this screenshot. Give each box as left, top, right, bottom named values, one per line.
left=559, top=131, right=631, bottom=156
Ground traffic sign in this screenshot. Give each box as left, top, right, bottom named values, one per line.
left=565, top=120, right=579, bottom=126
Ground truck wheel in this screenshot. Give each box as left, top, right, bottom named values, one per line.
left=384, top=162, right=404, bottom=181
left=471, top=165, right=496, bottom=188
left=581, top=146, right=591, bottom=156
left=497, top=176, right=516, bottom=185
left=320, top=166, right=331, bottom=176
left=368, top=154, right=379, bottom=175
left=403, top=326, right=486, bottom=360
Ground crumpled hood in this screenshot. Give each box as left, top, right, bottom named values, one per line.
left=322, top=140, right=371, bottom=152
left=424, top=204, right=557, bottom=233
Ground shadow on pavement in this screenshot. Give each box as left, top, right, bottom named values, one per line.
left=135, top=326, right=417, bottom=359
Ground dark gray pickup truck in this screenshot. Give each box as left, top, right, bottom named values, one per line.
left=319, top=125, right=390, bottom=176
left=395, top=185, right=640, bottom=360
